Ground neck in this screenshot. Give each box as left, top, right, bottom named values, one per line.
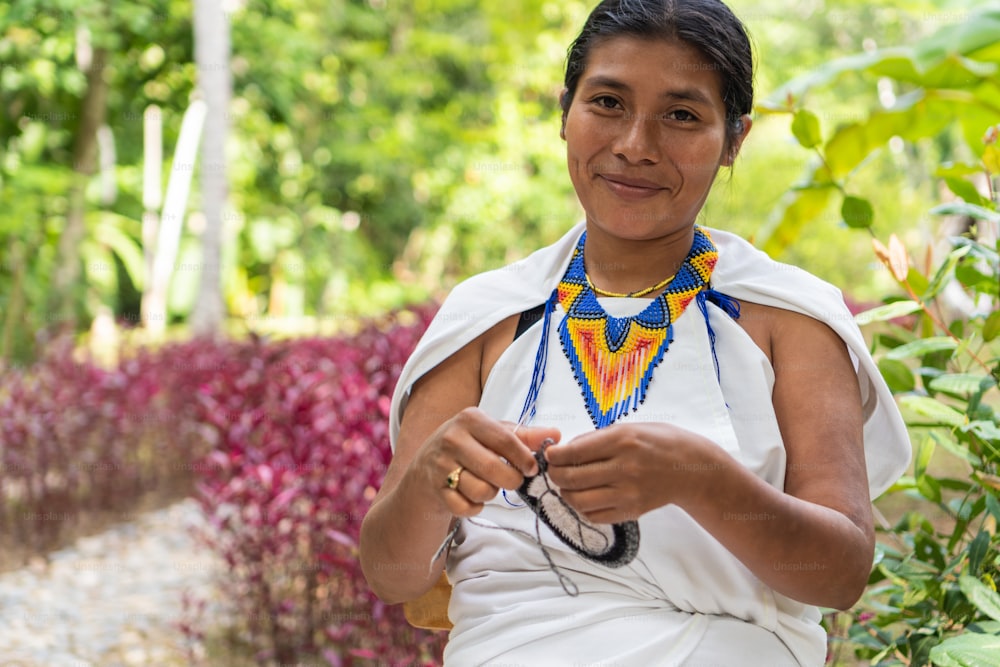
left=583, top=224, right=697, bottom=297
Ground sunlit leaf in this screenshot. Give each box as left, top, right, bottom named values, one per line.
left=985, top=312, right=1000, bottom=342
left=899, top=395, right=966, bottom=427
left=931, top=202, right=1000, bottom=224
left=932, top=431, right=982, bottom=466
left=929, top=374, right=995, bottom=395
left=943, top=177, right=992, bottom=207
left=886, top=337, right=957, bottom=360
left=917, top=474, right=942, bottom=503
left=905, top=268, right=930, bottom=298
left=914, top=438, right=935, bottom=480
left=935, top=162, right=986, bottom=178
left=924, top=245, right=972, bottom=301
left=960, top=575, right=1000, bottom=623
left=791, top=109, right=822, bottom=148
left=758, top=183, right=836, bottom=256
left=854, top=300, right=922, bottom=325
left=984, top=145, right=1000, bottom=175
left=966, top=421, right=1000, bottom=442
left=930, top=632, right=1000, bottom=667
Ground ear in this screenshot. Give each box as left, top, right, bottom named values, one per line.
left=559, top=88, right=570, bottom=140
left=721, top=114, right=753, bottom=166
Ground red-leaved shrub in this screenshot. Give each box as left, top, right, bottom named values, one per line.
left=190, top=305, right=446, bottom=665
left=0, top=336, right=212, bottom=562
left=1, top=304, right=447, bottom=664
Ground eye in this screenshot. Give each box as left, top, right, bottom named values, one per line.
left=590, top=95, right=622, bottom=111
left=667, top=109, right=698, bottom=122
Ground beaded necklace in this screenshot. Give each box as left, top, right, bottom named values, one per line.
left=555, top=226, right=719, bottom=429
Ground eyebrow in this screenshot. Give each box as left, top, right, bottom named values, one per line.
left=579, top=75, right=714, bottom=106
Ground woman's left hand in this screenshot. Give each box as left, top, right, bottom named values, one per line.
left=543, top=422, right=724, bottom=524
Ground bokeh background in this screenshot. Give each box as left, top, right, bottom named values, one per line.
left=1, top=1, right=998, bottom=665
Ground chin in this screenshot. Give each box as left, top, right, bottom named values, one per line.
left=588, top=212, right=689, bottom=241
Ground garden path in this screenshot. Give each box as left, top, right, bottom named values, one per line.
left=0, top=499, right=227, bottom=667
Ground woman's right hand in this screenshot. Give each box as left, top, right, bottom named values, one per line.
left=360, top=316, right=560, bottom=603
left=409, top=407, right=559, bottom=518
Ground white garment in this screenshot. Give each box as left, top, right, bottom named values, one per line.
left=389, top=223, right=911, bottom=666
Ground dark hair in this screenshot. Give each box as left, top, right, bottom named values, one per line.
left=562, top=0, right=754, bottom=148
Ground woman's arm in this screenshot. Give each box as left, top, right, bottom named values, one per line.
left=546, top=306, right=874, bottom=610
left=359, top=326, right=555, bottom=604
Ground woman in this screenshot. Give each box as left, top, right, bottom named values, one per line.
left=360, top=0, right=910, bottom=664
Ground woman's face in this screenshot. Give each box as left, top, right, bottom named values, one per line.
left=562, top=36, right=748, bottom=241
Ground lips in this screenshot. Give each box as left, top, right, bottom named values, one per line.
left=598, top=174, right=666, bottom=199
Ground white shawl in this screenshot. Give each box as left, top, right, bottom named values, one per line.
left=389, top=222, right=910, bottom=500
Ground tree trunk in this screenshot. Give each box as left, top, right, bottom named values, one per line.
left=189, top=0, right=232, bottom=338
left=49, top=46, right=109, bottom=327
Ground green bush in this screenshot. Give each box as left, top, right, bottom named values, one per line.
left=835, top=184, right=1000, bottom=665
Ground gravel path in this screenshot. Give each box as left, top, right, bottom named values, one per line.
left=0, top=499, right=228, bottom=667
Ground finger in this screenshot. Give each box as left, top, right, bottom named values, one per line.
left=448, top=467, right=501, bottom=504
left=545, top=430, right=615, bottom=467
left=512, top=424, right=562, bottom=454
left=559, top=487, right=622, bottom=520
left=547, top=457, right=625, bottom=491
left=443, top=491, right=485, bottom=518
left=453, top=410, right=540, bottom=479
left=444, top=411, right=534, bottom=488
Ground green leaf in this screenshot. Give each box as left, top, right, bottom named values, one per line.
left=960, top=575, right=1000, bottom=623
left=824, top=91, right=958, bottom=179
left=923, top=245, right=971, bottom=302
left=914, top=437, right=935, bottom=480
left=986, top=493, right=1000, bottom=524
left=943, top=177, right=991, bottom=207
left=937, top=162, right=989, bottom=179
left=918, top=474, right=943, bottom=503
left=931, top=202, right=1000, bottom=224
left=966, top=421, right=1000, bottom=442
left=910, top=633, right=940, bottom=667
left=933, top=430, right=982, bottom=466
left=984, top=312, right=1000, bottom=342
left=906, top=267, right=930, bottom=298
left=929, top=374, right=995, bottom=396
left=791, top=109, right=822, bottom=148
left=886, top=337, right=958, bottom=360
left=956, top=263, right=996, bottom=294
left=900, top=396, right=966, bottom=427
left=841, top=195, right=875, bottom=228
left=929, top=630, right=1000, bottom=667
left=968, top=532, right=991, bottom=576
left=855, top=300, right=922, bottom=325
left=759, top=183, right=837, bottom=256
left=879, top=358, right=916, bottom=393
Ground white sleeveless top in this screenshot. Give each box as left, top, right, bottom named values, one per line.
left=443, top=297, right=822, bottom=666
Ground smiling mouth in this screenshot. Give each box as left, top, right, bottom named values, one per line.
left=599, top=175, right=666, bottom=199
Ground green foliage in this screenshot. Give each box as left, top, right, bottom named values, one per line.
left=767, top=10, right=1000, bottom=665
left=1, top=0, right=593, bottom=361
left=757, top=5, right=1000, bottom=260
left=827, top=141, right=1000, bottom=667
left=1, top=0, right=193, bottom=358
left=841, top=216, right=1000, bottom=663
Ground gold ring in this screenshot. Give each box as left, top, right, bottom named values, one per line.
left=446, top=465, right=464, bottom=490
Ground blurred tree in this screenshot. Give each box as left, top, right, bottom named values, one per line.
left=3, top=0, right=994, bottom=362
left=189, top=0, right=231, bottom=338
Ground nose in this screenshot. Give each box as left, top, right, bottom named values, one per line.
left=611, top=112, right=660, bottom=164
